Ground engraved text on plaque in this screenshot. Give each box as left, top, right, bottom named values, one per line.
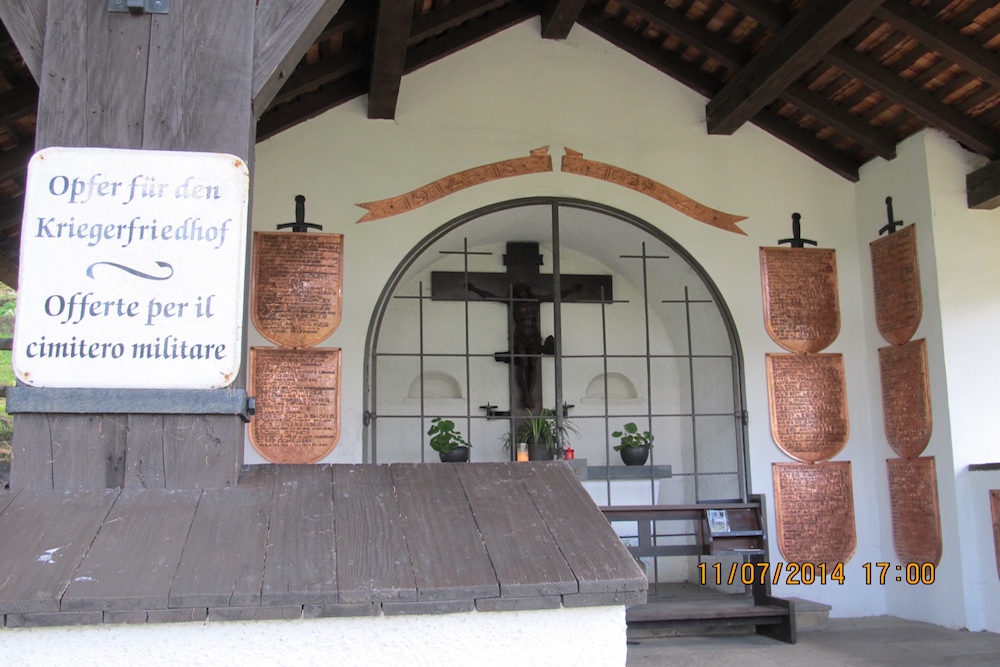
left=773, top=462, right=857, bottom=566
left=766, top=353, right=849, bottom=463
left=887, top=457, right=942, bottom=565
left=879, top=339, right=932, bottom=459
left=249, top=347, right=341, bottom=463
left=870, top=224, right=922, bottom=346
left=251, top=232, right=343, bottom=348
left=760, top=247, right=841, bottom=353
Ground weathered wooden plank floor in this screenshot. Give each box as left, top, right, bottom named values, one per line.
left=0, top=462, right=646, bottom=628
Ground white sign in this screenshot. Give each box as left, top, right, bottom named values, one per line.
left=13, top=147, right=249, bottom=389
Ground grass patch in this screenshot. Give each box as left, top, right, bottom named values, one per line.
left=0, top=350, right=12, bottom=462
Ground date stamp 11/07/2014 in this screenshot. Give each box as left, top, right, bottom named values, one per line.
left=697, top=561, right=936, bottom=587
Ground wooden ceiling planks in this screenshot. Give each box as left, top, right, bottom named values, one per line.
left=0, top=0, right=999, bottom=278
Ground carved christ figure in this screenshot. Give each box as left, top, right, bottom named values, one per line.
left=466, top=280, right=581, bottom=410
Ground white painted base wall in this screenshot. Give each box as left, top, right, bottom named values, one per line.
left=1, top=606, right=626, bottom=667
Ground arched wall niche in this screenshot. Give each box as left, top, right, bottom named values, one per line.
left=364, top=198, right=749, bottom=510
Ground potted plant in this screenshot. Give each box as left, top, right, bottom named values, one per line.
left=504, top=409, right=577, bottom=461
left=612, top=422, right=654, bottom=466
left=427, top=418, right=471, bottom=462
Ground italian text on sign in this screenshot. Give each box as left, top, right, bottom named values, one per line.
left=13, top=147, right=249, bottom=388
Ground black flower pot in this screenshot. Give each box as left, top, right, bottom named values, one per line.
left=528, top=440, right=555, bottom=461
left=439, top=446, right=470, bottom=463
left=619, top=445, right=649, bottom=466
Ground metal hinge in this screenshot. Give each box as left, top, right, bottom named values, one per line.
left=108, top=0, right=169, bottom=15
left=741, top=410, right=749, bottom=426
left=363, top=410, right=374, bottom=427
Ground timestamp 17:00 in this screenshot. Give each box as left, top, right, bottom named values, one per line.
left=697, top=561, right=936, bottom=586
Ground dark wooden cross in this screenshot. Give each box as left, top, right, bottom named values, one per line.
left=431, top=242, right=612, bottom=413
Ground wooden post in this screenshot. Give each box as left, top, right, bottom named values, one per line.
left=5, top=0, right=345, bottom=490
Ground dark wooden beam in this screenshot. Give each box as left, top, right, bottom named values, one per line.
left=781, top=83, right=896, bottom=160
left=268, top=49, right=367, bottom=108
left=578, top=6, right=718, bottom=98
left=0, top=0, right=46, bottom=82
left=257, top=70, right=368, bottom=141
left=541, top=0, right=587, bottom=40
left=0, top=82, right=38, bottom=126
left=875, top=0, right=1000, bottom=91
left=368, top=0, right=415, bottom=119
left=620, top=0, right=896, bottom=160
left=313, top=0, right=373, bottom=43
left=967, top=160, right=1000, bottom=209
left=751, top=108, right=862, bottom=182
left=706, top=0, right=885, bottom=135
left=253, top=0, right=349, bottom=117
left=579, top=8, right=861, bottom=181
left=620, top=0, right=746, bottom=70
left=824, top=44, right=1000, bottom=159
left=404, top=1, right=537, bottom=75
left=723, top=0, right=788, bottom=30
left=409, top=0, right=512, bottom=44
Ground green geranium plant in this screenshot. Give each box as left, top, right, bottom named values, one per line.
left=427, top=418, right=471, bottom=454
left=612, top=422, right=654, bottom=451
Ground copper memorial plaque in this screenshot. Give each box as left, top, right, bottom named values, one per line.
left=251, top=232, right=343, bottom=348
left=249, top=347, right=341, bottom=463
left=887, top=457, right=942, bottom=566
left=879, top=339, right=932, bottom=459
left=991, top=490, right=1000, bottom=581
left=773, top=462, right=857, bottom=566
left=870, top=224, right=922, bottom=346
left=760, top=247, right=841, bottom=353
left=766, top=353, right=849, bottom=463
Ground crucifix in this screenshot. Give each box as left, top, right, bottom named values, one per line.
left=431, top=241, right=613, bottom=413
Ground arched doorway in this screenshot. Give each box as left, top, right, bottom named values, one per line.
left=364, top=198, right=750, bottom=509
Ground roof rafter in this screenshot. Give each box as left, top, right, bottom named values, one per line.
left=621, top=0, right=895, bottom=160
left=578, top=6, right=861, bottom=181
left=824, top=44, right=1000, bottom=159
left=541, top=0, right=588, bottom=40
left=253, top=0, right=349, bottom=117
left=875, top=0, right=1000, bottom=91
left=706, top=0, right=886, bottom=135
left=368, top=0, right=416, bottom=119
left=405, top=0, right=537, bottom=74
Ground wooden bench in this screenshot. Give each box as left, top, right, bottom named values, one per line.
left=600, top=494, right=796, bottom=644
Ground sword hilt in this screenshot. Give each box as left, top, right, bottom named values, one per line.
left=777, top=213, right=817, bottom=248
left=277, top=194, right=323, bottom=232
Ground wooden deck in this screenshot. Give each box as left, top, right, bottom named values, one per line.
left=0, top=462, right=646, bottom=628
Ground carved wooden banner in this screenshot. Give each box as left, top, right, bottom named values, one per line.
left=251, top=232, right=343, bottom=348
left=355, top=147, right=553, bottom=222
left=773, top=462, right=857, bottom=566
left=870, top=224, right=922, bottom=345
left=766, top=353, right=849, bottom=463
left=560, top=148, right=747, bottom=234
left=879, top=339, right=932, bottom=459
left=992, top=490, right=1000, bottom=580
left=760, top=247, right=841, bottom=353
left=249, top=347, right=341, bottom=464
left=887, top=457, right=942, bottom=566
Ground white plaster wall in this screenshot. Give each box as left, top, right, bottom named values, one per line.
left=0, top=606, right=625, bottom=667
left=922, top=130, right=1000, bottom=632
left=854, top=129, right=1000, bottom=631
left=250, top=20, right=879, bottom=617
left=854, top=131, right=962, bottom=627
